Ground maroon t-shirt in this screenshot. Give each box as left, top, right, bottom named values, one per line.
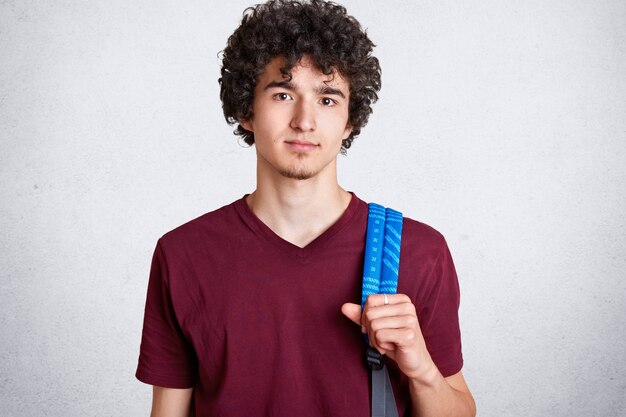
left=136, top=194, right=463, bottom=416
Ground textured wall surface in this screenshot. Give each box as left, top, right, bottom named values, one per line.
left=1, top=0, right=625, bottom=416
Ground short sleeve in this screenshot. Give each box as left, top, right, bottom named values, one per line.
left=135, top=241, right=197, bottom=388
left=418, top=237, right=463, bottom=377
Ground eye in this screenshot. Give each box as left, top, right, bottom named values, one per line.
left=320, top=97, right=336, bottom=107
left=273, top=92, right=292, bottom=101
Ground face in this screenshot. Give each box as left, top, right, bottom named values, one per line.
left=240, top=55, right=352, bottom=181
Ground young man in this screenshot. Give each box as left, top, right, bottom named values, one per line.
left=136, top=1, right=476, bottom=416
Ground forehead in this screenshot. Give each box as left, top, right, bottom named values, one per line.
left=259, top=55, right=349, bottom=89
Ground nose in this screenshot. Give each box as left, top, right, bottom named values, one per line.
left=290, top=100, right=316, bottom=132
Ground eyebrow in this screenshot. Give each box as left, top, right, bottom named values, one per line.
left=263, top=80, right=346, bottom=99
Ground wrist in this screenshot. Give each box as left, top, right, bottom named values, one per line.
left=407, top=359, right=441, bottom=391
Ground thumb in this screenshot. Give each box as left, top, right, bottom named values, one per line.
left=341, top=303, right=365, bottom=332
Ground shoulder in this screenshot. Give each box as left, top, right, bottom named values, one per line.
left=362, top=200, right=451, bottom=264
left=397, top=215, right=457, bottom=292
left=157, top=197, right=245, bottom=254
left=400, top=216, right=451, bottom=261
left=396, top=215, right=460, bottom=311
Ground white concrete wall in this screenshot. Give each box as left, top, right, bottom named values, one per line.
left=1, top=0, right=624, bottom=415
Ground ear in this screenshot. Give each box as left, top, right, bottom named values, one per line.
left=240, top=119, right=253, bottom=132
left=342, top=123, right=353, bottom=140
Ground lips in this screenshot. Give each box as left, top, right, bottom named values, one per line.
left=285, top=139, right=318, bottom=152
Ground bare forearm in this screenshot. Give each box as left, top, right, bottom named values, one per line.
left=151, top=386, right=194, bottom=417
left=409, top=368, right=476, bottom=417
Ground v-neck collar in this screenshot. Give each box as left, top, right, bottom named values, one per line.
left=234, top=192, right=362, bottom=261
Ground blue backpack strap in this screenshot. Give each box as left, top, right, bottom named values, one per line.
left=361, top=203, right=403, bottom=417
left=380, top=207, right=403, bottom=294
left=361, top=203, right=387, bottom=308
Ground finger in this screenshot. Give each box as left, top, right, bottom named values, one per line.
left=373, top=327, right=418, bottom=350
left=367, top=329, right=387, bottom=356
left=369, top=315, right=418, bottom=352
left=364, top=302, right=416, bottom=324
left=365, top=293, right=411, bottom=308
left=378, top=341, right=396, bottom=351
left=341, top=303, right=366, bottom=333
left=369, top=314, right=418, bottom=334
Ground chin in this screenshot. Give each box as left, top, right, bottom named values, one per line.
left=279, top=168, right=316, bottom=181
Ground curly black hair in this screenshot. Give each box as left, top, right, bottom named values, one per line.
left=219, top=0, right=381, bottom=153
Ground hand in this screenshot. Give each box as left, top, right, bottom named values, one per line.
left=341, top=294, right=436, bottom=382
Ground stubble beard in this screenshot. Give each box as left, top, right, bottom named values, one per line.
left=278, top=154, right=316, bottom=180
left=279, top=169, right=315, bottom=180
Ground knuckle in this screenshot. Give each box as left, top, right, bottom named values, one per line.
left=398, top=293, right=411, bottom=303
left=370, top=330, right=382, bottom=346
left=369, top=320, right=379, bottom=332
left=366, top=294, right=382, bottom=307
left=403, top=303, right=416, bottom=315
left=373, top=329, right=385, bottom=343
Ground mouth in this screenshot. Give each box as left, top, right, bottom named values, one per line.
left=284, top=139, right=319, bottom=152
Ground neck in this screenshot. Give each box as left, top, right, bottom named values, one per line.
left=247, top=160, right=351, bottom=248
